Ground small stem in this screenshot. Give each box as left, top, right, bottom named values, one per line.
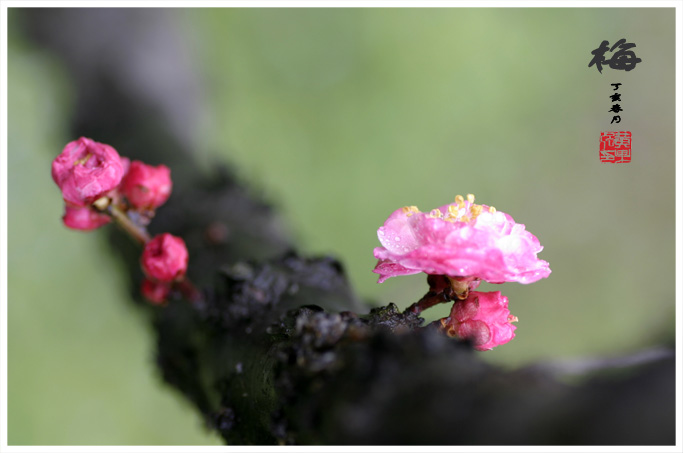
left=176, top=278, right=202, bottom=305
left=405, top=289, right=453, bottom=315
left=108, top=204, right=151, bottom=244
left=97, top=199, right=204, bottom=306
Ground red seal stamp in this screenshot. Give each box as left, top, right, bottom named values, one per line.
left=599, top=131, right=631, bottom=163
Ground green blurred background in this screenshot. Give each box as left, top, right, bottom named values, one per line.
left=7, top=8, right=675, bottom=445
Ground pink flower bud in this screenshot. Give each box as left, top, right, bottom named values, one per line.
left=51, top=137, right=125, bottom=207
left=141, top=233, right=188, bottom=282
left=62, top=204, right=111, bottom=231
left=442, top=291, right=518, bottom=351
left=120, top=161, right=172, bottom=210
left=141, top=278, right=171, bottom=305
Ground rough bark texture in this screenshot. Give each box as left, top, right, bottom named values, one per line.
left=23, top=8, right=676, bottom=445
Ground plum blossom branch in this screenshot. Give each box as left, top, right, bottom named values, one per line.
left=374, top=194, right=551, bottom=350
left=52, top=137, right=197, bottom=306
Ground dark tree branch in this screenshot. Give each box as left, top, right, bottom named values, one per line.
left=22, top=8, right=675, bottom=445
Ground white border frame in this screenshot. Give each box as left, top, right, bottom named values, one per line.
left=0, top=1, right=680, bottom=452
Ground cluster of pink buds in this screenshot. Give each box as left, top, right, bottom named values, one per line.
left=373, top=194, right=550, bottom=350
left=52, top=137, right=191, bottom=305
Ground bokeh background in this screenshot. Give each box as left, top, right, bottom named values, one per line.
left=7, top=7, right=675, bottom=445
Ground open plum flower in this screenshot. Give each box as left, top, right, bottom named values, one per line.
left=374, top=194, right=550, bottom=350
left=373, top=194, right=551, bottom=290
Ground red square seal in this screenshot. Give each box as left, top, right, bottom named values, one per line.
left=599, top=131, right=631, bottom=163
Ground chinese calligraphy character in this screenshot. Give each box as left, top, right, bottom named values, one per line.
left=611, top=83, right=622, bottom=90
left=609, top=93, right=621, bottom=102
left=589, top=40, right=611, bottom=73
left=610, top=116, right=621, bottom=124
left=607, top=39, right=642, bottom=71
left=589, top=40, right=642, bottom=73
left=609, top=104, right=623, bottom=114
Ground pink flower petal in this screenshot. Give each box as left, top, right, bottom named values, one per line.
left=141, top=233, right=189, bottom=282
left=62, top=204, right=111, bottom=231
left=120, top=160, right=172, bottom=210
left=52, top=137, right=125, bottom=207
left=446, top=291, right=517, bottom=351
left=372, top=196, right=551, bottom=284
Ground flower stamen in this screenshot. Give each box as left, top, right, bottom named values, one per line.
left=402, top=205, right=420, bottom=217
left=469, top=204, right=483, bottom=220
left=455, top=194, right=465, bottom=209
left=428, top=209, right=443, bottom=219
left=73, top=153, right=93, bottom=166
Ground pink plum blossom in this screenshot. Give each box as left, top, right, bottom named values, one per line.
left=141, top=278, right=171, bottom=305
left=62, top=204, right=111, bottom=231
left=120, top=160, right=172, bottom=210
left=51, top=137, right=125, bottom=207
left=441, top=290, right=517, bottom=351
left=141, top=233, right=189, bottom=282
left=373, top=195, right=551, bottom=285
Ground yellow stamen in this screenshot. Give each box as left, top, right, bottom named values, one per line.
left=402, top=206, right=420, bottom=217
left=454, top=195, right=464, bottom=205
left=74, top=153, right=93, bottom=166
left=470, top=204, right=483, bottom=219
left=460, top=215, right=470, bottom=223
left=466, top=194, right=475, bottom=203
left=489, top=206, right=496, bottom=214
left=428, top=209, right=443, bottom=218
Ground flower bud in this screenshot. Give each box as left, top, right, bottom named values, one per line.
left=441, top=291, right=517, bottom=351
left=141, top=233, right=188, bottom=282
left=120, top=161, right=172, bottom=210
left=62, top=204, right=111, bottom=231
left=141, top=278, right=171, bottom=305
left=51, top=137, right=125, bottom=207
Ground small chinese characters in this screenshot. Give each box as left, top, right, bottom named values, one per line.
left=599, top=131, right=631, bottom=163
left=588, top=39, right=642, bottom=74
left=610, top=83, right=623, bottom=124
